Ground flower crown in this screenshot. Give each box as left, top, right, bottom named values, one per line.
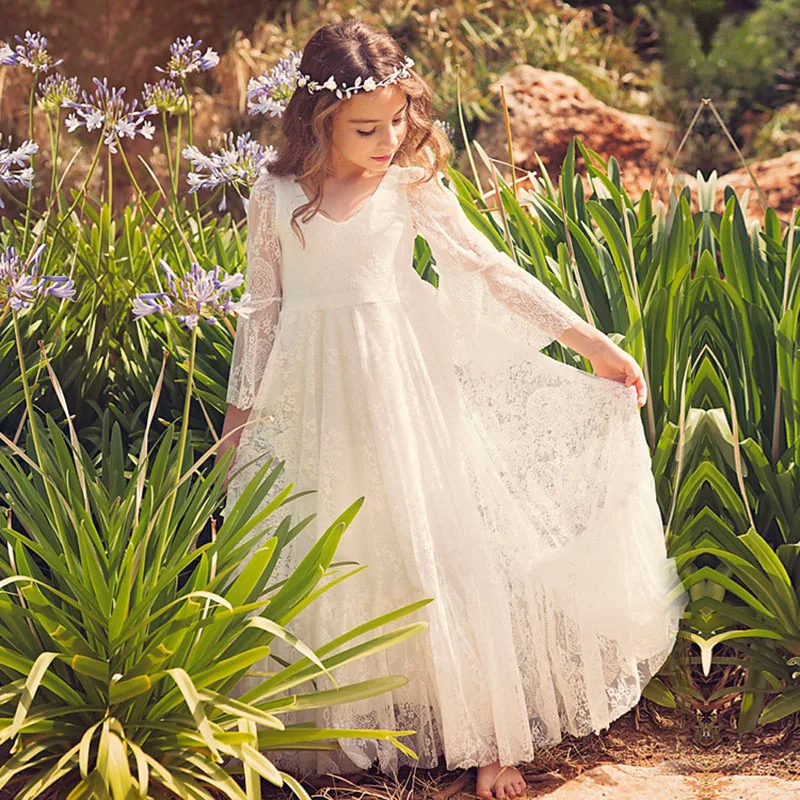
left=297, top=56, right=414, bottom=99
left=247, top=51, right=416, bottom=118
left=296, top=54, right=415, bottom=100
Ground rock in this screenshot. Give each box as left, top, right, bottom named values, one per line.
left=713, top=150, right=800, bottom=222
left=539, top=763, right=694, bottom=799
left=474, top=65, right=676, bottom=203
left=537, top=763, right=800, bottom=799
left=473, top=65, right=799, bottom=225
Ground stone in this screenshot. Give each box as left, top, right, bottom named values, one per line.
left=537, top=763, right=800, bottom=799
left=473, top=64, right=799, bottom=226
left=474, top=65, right=676, bottom=203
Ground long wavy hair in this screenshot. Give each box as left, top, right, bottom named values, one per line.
left=266, top=19, right=453, bottom=248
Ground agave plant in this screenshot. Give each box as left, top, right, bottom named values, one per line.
left=0, top=253, right=432, bottom=799
left=666, top=183, right=800, bottom=731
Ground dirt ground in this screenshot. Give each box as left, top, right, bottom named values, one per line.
left=266, top=700, right=800, bottom=800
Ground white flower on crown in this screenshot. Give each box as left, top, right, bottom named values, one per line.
left=296, top=55, right=415, bottom=100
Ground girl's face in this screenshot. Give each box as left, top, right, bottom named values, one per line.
left=329, top=84, right=409, bottom=176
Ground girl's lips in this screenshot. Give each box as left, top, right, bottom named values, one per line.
left=372, top=154, right=392, bottom=161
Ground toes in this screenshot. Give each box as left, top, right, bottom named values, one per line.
left=475, top=777, right=494, bottom=800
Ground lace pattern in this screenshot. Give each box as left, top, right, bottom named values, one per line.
left=222, top=163, right=689, bottom=777
left=225, top=170, right=282, bottom=410
left=399, top=166, right=586, bottom=363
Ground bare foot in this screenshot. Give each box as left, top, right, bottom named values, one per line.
left=475, top=760, right=527, bottom=800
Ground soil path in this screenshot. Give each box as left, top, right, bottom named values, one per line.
left=280, top=703, right=800, bottom=800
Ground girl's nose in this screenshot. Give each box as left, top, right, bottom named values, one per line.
left=381, top=128, right=401, bottom=149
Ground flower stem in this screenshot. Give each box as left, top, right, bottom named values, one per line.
left=181, top=78, right=194, bottom=148
left=40, top=138, right=104, bottom=274
left=11, top=309, right=75, bottom=570
left=161, top=110, right=176, bottom=208
left=116, top=141, right=182, bottom=248
left=180, top=77, right=208, bottom=257
left=46, top=113, right=57, bottom=198
left=54, top=111, right=63, bottom=214
left=107, top=147, right=113, bottom=211
left=156, top=325, right=197, bottom=566
left=174, top=114, right=182, bottom=196
left=11, top=312, right=36, bottom=429
left=177, top=326, right=197, bottom=471
left=21, top=82, right=36, bottom=253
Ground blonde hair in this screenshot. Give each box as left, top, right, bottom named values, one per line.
left=266, top=19, right=453, bottom=248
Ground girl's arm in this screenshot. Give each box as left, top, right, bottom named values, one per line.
left=405, top=171, right=626, bottom=356
left=217, top=171, right=283, bottom=470
left=404, top=169, right=646, bottom=403
left=218, top=403, right=252, bottom=464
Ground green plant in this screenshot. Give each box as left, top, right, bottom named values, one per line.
left=0, top=406, right=431, bottom=797
left=0, top=251, right=433, bottom=798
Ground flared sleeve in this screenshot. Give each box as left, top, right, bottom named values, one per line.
left=400, top=166, right=585, bottom=367
left=225, top=170, right=282, bottom=410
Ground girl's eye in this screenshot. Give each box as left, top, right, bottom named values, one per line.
left=357, top=117, right=406, bottom=137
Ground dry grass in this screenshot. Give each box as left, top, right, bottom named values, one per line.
left=250, top=700, right=800, bottom=800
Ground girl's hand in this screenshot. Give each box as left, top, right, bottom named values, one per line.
left=588, top=340, right=647, bottom=408
left=215, top=430, right=242, bottom=468
left=217, top=406, right=250, bottom=493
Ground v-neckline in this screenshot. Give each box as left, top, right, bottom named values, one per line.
left=292, top=165, right=395, bottom=226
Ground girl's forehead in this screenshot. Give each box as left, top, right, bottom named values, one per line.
left=339, top=85, right=407, bottom=119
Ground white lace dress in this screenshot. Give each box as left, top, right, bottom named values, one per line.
left=223, top=163, right=689, bottom=778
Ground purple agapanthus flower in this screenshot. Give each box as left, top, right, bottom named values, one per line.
left=142, top=78, right=187, bottom=115
left=246, top=50, right=302, bottom=118
left=0, top=31, right=63, bottom=74
left=156, top=36, right=219, bottom=79
left=0, top=139, right=38, bottom=209
left=36, top=73, right=81, bottom=113
left=183, top=132, right=275, bottom=211
left=1, top=245, right=76, bottom=311
left=133, top=259, right=247, bottom=329
left=62, top=77, right=157, bottom=154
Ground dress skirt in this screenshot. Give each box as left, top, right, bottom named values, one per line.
left=223, top=275, right=688, bottom=778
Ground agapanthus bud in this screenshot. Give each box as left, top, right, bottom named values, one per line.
left=36, top=73, right=81, bottom=113
left=142, top=79, right=188, bottom=115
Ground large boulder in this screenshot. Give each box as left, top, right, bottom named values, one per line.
left=474, top=65, right=676, bottom=202
left=473, top=65, right=798, bottom=224
left=713, top=150, right=800, bottom=223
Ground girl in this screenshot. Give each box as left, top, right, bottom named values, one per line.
left=218, top=19, right=688, bottom=800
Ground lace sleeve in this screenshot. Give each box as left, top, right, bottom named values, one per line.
left=404, top=169, right=584, bottom=343
left=225, top=171, right=282, bottom=410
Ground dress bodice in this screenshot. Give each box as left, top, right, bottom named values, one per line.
left=273, top=165, right=414, bottom=313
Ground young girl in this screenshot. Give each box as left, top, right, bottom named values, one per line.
left=218, top=19, right=688, bottom=799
